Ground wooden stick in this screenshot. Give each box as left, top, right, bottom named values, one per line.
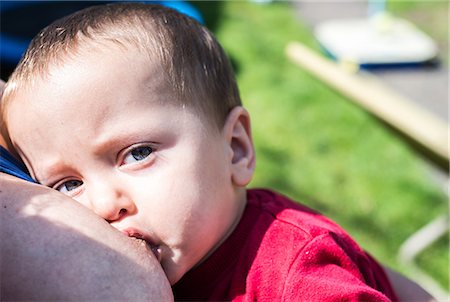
left=286, top=41, right=449, bottom=173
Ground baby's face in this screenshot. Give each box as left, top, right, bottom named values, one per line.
left=6, top=46, right=243, bottom=284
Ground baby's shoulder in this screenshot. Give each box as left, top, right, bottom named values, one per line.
left=244, top=189, right=395, bottom=301
left=247, top=188, right=350, bottom=240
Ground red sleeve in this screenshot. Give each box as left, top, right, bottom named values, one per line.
left=282, top=233, right=397, bottom=301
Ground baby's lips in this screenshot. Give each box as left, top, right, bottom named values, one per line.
left=121, top=228, right=162, bottom=262
left=121, top=227, right=143, bottom=238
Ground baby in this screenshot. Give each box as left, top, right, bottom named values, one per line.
left=2, top=3, right=397, bottom=301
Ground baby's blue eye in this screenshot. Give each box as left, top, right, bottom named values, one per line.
left=56, top=179, right=83, bottom=194
left=132, top=146, right=153, bottom=160
left=123, top=146, right=154, bottom=165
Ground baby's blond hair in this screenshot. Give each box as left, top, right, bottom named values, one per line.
left=2, top=2, right=241, bottom=129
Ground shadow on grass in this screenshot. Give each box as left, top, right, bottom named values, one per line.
left=254, top=144, right=333, bottom=215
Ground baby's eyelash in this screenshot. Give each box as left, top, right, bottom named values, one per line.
left=119, top=143, right=159, bottom=167
left=51, top=178, right=84, bottom=196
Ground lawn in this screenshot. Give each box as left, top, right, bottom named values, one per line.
left=192, top=0, right=449, bottom=293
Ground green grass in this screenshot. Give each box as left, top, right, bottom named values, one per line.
left=193, top=1, right=449, bottom=291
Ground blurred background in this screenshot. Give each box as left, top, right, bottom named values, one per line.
left=1, top=0, right=448, bottom=300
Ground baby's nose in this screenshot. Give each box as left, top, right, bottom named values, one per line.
left=88, top=183, right=136, bottom=222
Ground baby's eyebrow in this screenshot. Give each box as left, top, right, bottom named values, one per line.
left=33, top=160, right=67, bottom=186
left=91, top=130, right=150, bottom=157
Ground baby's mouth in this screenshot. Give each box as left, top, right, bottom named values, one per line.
left=147, top=242, right=162, bottom=262
left=125, top=231, right=162, bottom=262
left=139, top=237, right=161, bottom=262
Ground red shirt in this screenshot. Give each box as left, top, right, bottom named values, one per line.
left=173, top=189, right=398, bottom=301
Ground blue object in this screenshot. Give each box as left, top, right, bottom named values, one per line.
left=156, top=1, right=203, bottom=24
left=0, top=1, right=203, bottom=69
left=0, top=146, right=36, bottom=182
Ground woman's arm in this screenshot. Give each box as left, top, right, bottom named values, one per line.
left=384, top=266, right=436, bottom=302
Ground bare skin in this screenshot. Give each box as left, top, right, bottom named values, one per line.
left=0, top=79, right=173, bottom=301
left=0, top=79, right=434, bottom=301
left=384, top=267, right=436, bottom=302
left=1, top=174, right=173, bottom=301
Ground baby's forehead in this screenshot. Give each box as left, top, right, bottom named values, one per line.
left=6, top=34, right=221, bottom=135
left=12, top=49, right=158, bottom=103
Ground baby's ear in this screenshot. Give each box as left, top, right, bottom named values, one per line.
left=223, top=106, right=255, bottom=187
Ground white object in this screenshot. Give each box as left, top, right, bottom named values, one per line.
left=314, top=13, right=438, bottom=65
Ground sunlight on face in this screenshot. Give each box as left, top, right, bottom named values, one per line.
left=6, top=45, right=244, bottom=284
